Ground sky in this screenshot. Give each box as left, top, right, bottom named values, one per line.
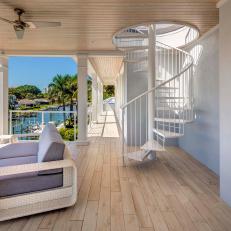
left=9, top=57, right=77, bottom=91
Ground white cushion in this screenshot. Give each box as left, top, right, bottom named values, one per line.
left=38, top=124, right=65, bottom=163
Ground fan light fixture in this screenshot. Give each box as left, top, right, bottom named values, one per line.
left=0, top=8, right=61, bottom=39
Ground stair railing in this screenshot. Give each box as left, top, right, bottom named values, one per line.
left=120, top=42, right=194, bottom=164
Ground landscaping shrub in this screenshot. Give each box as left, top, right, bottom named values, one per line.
left=59, top=127, right=77, bottom=141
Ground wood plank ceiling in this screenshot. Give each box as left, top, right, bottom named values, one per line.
left=89, top=56, right=123, bottom=85
left=0, top=0, right=219, bottom=53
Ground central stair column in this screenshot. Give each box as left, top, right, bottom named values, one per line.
left=147, top=24, right=156, bottom=159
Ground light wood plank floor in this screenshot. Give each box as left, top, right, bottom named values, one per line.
left=1, top=111, right=231, bottom=231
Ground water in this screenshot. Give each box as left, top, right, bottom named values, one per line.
left=11, top=107, right=77, bottom=135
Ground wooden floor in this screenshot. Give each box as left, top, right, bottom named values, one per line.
left=1, top=111, right=231, bottom=231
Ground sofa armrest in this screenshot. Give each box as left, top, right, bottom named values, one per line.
left=0, top=158, right=78, bottom=211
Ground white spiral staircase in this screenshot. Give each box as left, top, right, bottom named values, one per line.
left=114, top=25, right=195, bottom=163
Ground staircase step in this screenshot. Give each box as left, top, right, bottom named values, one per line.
left=118, top=46, right=148, bottom=51
left=141, top=140, right=165, bottom=152
left=153, top=128, right=183, bottom=138
left=126, top=150, right=150, bottom=161
left=158, top=86, right=179, bottom=89
left=154, top=117, right=190, bottom=124
left=158, top=87, right=179, bottom=90
left=156, top=107, right=184, bottom=110
left=115, top=34, right=148, bottom=39
left=124, top=57, right=147, bottom=63
left=156, top=96, right=187, bottom=99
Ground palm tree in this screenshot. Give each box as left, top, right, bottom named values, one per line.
left=48, top=75, right=69, bottom=120
left=65, top=74, right=77, bottom=111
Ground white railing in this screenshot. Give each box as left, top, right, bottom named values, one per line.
left=9, top=108, right=93, bottom=141
left=9, top=110, right=78, bottom=141
left=185, top=27, right=198, bottom=45
left=119, top=40, right=194, bottom=164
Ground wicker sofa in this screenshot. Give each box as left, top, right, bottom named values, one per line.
left=0, top=124, right=77, bottom=221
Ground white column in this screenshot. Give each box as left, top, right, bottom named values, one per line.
left=77, top=54, right=89, bottom=145
left=100, top=82, right=104, bottom=113
left=0, top=56, right=8, bottom=135
left=91, top=73, right=98, bottom=122
left=219, top=0, right=231, bottom=206
left=97, top=79, right=103, bottom=117
left=115, top=79, right=118, bottom=116
left=147, top=24, right=156, bottom=140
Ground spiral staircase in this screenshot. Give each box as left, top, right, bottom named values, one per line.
left=113, top=24, right=197, bottom=163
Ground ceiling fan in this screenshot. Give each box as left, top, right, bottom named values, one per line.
left=0, top=8, right=61, bottom=39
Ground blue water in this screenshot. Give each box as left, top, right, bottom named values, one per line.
left=11, top=108, right=77, bottom=134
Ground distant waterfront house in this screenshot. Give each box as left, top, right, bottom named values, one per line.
left=18, top=99, right=36, bottom=107
left=34, top=98, right=50, bottom=105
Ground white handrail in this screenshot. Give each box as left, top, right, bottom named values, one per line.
left=121, top=50, right=193, bottom=109
left=115, top=30, right=194, bottom=164
left=9, top=110, right=78, bottom=141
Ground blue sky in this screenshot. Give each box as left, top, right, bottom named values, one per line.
left=9, top=57, right=77, bottom=91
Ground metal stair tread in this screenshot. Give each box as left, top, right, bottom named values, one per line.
left=155, top=107, right=184, bottom=110
left=141, top=140, right=165, bottom=151
left=154, top=117, right=191, bottom=123
left=117, top=46, right=148, bottom=51
left=124, top=57, right=147, bottom=63
left=156, top=96, right=188, bottom=99
left=153, top=128, right=183, bottom=138
left=126, top=150, right=150, bottom=161
left=158, top=86, right=179, bottom=90
left=115, top=34, right=148, bottom=39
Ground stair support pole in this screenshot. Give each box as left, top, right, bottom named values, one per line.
left=147, top=24, right=157, bottom=159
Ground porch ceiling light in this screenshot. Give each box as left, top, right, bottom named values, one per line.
left=14, top=25, right=25, bottom=39
left=0, top=8, right=61, bottom=40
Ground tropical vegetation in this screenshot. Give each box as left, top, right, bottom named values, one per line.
left=9, top=74, right=114, bottom=141
left=9, top=85, right=42, bottom=99
left=103, top=85, right=115, bottom=100
left=48, top=74, right=76, bottom=112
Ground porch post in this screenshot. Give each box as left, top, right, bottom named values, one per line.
left=91, top=73, right=98, bottom=122
left=100, top=81, right=103, bottom=114
left=0, top=56, right=8, bottom=135
left=147, top=24, right=156, bottom=140
left=97, top=78, right=103, bottom=117
left=77, top=54, right=89, bottom=145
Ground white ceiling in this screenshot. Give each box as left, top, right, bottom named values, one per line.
left=0, top=0, right=219, bottom=53
left=89, top=56, right=123, bottom=85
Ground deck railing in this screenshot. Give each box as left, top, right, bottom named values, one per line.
left=9, top=106, right=93, bottom=141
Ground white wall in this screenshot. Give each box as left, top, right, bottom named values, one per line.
left=219, top=0, right=231, bottom=206
left=178, top=28, right=220, bottom=174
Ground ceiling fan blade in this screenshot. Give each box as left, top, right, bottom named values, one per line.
left=26, top=21, right=61, bottom=29
left=0, top=16, right=15, bottom=25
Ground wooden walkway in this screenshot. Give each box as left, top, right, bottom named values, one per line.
left=1, top=111, right=231, bottom=231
